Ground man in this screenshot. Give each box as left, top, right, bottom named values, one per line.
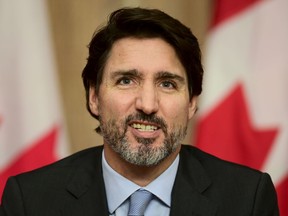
left=1, top=7, right=279, bottom=216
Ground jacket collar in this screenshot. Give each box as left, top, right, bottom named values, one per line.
left=170, top=145, right=218, bottom=216
left=64, top=146, right=109, bottom=216
left=62, top=145, right=217, bottom=215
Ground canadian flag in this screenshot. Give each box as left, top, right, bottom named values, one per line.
left=0, top=1, right=68, bottom=198
left=195, top=0, right=288, bottom=215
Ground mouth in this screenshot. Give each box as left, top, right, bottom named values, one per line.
left=128, top=121, right=161, bottom=139
left=130, top=123, right=159, bottom=132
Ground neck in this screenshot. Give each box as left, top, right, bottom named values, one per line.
left=104, top=144, right=181, bottom=187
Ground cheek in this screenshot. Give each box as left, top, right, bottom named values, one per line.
left=161, top=97, right=191, bottom=122
left=99, top=93, right=135, bottom=119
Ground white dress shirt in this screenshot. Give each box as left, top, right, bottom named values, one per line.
left=102, top=151, right=179, bottom=216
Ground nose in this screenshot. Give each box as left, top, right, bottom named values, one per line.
left=135, top=84, right=159, bottom=115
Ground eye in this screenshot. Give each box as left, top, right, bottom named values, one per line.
left=160, top=80, right=177, bottom=89
left=117, top=77, right=133, bottom=85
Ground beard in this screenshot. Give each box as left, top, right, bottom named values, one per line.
left=98, top=112, right=187, bottom=166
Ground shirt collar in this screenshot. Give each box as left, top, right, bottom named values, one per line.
left=144, top=155, right=179, bottom=206
left=102, top=150, right=179, bottom=214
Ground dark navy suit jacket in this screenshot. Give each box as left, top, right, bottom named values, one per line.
left=0, top=145, right=279, bottom=215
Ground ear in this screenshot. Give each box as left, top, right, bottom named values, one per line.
left=188, top=96, right=198, bottom=120
left=89, top=87, right=99, bottom=116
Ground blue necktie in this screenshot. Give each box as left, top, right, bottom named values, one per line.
left=128, top=189, right=153, bottom=216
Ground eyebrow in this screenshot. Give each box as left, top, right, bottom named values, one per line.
left=110, top=69, right=185, bottom=83
left=110, top=69, right=143, bottom=79
left=155, top=71, right=186, bottom=84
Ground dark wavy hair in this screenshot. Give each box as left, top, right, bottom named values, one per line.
left=82, top=7, right=204, bottom=120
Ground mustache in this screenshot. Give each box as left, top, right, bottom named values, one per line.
left=125, top=112, right=168, bottom=134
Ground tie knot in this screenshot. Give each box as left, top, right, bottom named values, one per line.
left=128, top=189, right=153, bottom=216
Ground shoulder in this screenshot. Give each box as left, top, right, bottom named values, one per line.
left=175, top=145, right=279, bottom=215
left=1, top=146, right=106, bottom=215
left=179, top=144, right=273, bottom=194
left=12, top=145, right=104, bottom=183
left=180, top=144, right=262, bottom=177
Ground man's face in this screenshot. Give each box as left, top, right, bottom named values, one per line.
left=89, top=37, right=197, bottom=166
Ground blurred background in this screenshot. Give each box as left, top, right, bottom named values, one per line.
left=1, top=0, right=287, bottom=214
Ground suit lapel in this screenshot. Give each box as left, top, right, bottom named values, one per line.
left=170, top=145, right=218, bottom=216
left=63, top=146, right=109, bottom=216
left=52, top=145, right=218, bottom=215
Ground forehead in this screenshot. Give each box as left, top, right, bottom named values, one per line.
left=103, top=37, right=187, bottom=79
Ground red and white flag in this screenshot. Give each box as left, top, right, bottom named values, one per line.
left=0, top=1, right=68, bottom=198
left=195, top=0, right=288, bottom=215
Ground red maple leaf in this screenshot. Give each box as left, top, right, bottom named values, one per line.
left=195, top=83, right=278, bottom=170
left=0, top=126, right=58, bottom=198
left=212, top=0, right=262, bottom=27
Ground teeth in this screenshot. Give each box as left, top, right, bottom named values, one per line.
left=132, top=123, right=158, bottom=131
